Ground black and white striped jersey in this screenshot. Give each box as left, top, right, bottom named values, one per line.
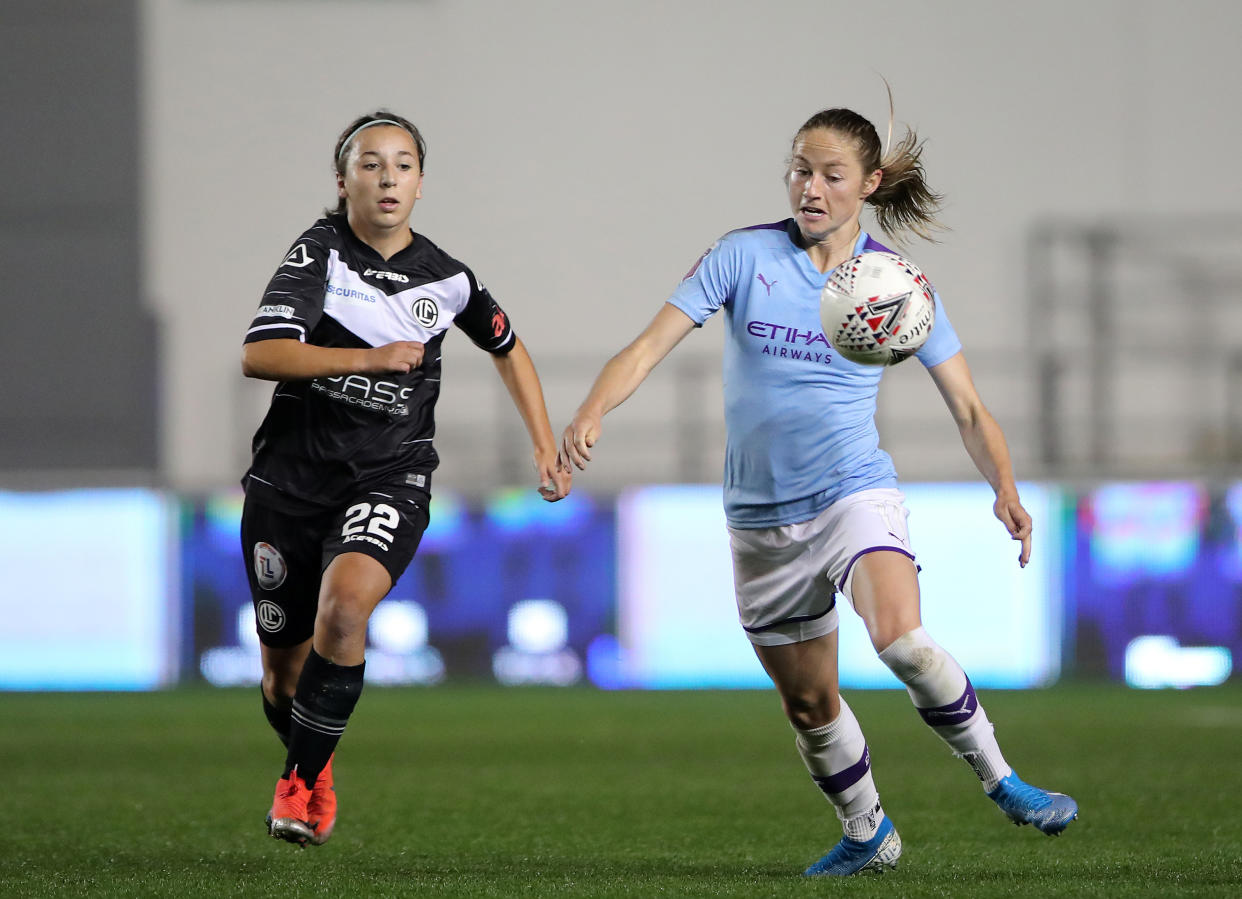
left=242, top=213, right=515, bottom=510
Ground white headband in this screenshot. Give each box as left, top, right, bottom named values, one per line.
left=337, top=119, right=405, bottom=161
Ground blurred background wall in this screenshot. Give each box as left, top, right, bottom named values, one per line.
left=142, top=0, right=1242, bottom=489
left=2, top=2, right=156, bottom=477
left=1, top=0, right=1240, bottom=690
left=8, top=0, right=1240, bottom=492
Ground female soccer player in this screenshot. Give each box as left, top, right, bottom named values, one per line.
left=560, top=107, right=1077, bottom=876
left=241, top=110, right=571, bottom=846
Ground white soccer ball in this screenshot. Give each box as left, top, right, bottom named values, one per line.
left=820, top=251, right=936, bottom=366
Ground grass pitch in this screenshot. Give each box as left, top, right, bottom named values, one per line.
left=4, top=684, right=1240, bottom=897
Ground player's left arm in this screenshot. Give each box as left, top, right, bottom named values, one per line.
left=927, top=351, right=1032, bottom=567
left=492, top=336, right=572, bottom=502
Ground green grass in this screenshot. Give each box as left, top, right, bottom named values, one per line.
left=4, top=684, right=1241, bottom=897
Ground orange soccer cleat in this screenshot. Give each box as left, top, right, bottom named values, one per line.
left=267, top=769, right=315, bottom=846
left=306, top=754, right=337, bottom=845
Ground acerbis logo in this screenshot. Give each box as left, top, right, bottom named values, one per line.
left=256, top=600, right=286, bottom=633
left=411, top=297, right=439, bottom=327
left=365, top=267, right=409, bottom=283
left=282, top=244, right=313, bottom=268
left=253, top=541, right=287, bottom=590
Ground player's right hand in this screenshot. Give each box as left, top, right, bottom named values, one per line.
left=993, top=490, right=1033, bottom=568
left=369, top=341, right=425, bottom=374
left=560, top=413, right=600, bottom=471
left=535, top=447, right=572, bottom=502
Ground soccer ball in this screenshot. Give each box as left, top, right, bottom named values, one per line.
left=820, top=251, right=936, bottom=366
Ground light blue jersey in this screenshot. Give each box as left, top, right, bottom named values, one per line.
left=668, top=220, right=961, bottom=528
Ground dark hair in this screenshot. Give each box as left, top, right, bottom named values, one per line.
left=792, top=107, right=944, bottom=244
left=330, top=110, right=427, bottom=215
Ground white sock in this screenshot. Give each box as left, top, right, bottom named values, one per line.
left=794, top=698, right=885, bottom=841
left=878, top=627, right=1012, bottom=791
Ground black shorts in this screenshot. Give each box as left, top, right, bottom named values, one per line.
left=240, top=484, right=430, bottom=648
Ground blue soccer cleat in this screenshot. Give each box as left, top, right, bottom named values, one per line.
left=987, top=771, right=1079, bottom=835
left=803, top=815, right=902, bottom=876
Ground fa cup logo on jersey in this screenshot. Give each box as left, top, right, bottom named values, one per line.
left=412, top=297, right=439, bottom=327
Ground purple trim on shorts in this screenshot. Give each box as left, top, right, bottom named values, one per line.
left=839, top=546, right=918, bottom=594
left=742, top=598, right=837, bottom=633
left=917, top=677, right=979, bottom=728
left=811, top=744, right=871, bottom=796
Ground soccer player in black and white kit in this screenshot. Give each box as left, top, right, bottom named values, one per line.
left=241, top=110, right=571, bottom=846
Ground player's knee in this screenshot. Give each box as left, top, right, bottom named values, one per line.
left=262, top=668, right=296, bottom=705
left=878, top=627, right=944, bottom=683
left=316, top=587, right=373, bottom=644
left=780, top=688, right=837, bottom=730
left=866, top=612, right=924, bottom=654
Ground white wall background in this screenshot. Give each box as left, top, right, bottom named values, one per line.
left=141, top=0, right=1242, bottom=492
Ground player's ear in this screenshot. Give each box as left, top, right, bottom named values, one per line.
left=337, top=172, right=347, bottom=200
left=861, top=169, right=882, bottom=200
left=415, top=173, right=423, bottom=200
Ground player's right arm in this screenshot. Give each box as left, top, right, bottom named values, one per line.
left=560, top=303, right=696, bottom=470
left=241, top=338, right=425, bottom=381
left=242, top=225, right=425, bottom=381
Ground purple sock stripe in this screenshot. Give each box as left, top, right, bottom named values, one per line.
left=917, top=677, right=979, bottom=728
left=838, top=546, right=918, bottom=594
left=810, top=744, right=871, bottom=796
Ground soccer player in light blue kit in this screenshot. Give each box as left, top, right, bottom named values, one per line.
left=560, top=107, right=1078, bottom=876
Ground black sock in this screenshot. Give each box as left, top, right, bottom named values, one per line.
left=283, top=649, right=364, bottom=788
left=262, top=689, right=292, bottom=747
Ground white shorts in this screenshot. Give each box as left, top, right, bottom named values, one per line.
left=728, top=487, right=916, bottom=646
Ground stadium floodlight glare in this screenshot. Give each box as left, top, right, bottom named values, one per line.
left=1124, top=636, right=1232, bottom=689
left=369, top=600, right=430, bottom=654
left=493, top=599, right=581, bottom=685
left=507, top=599, right=569, bottom=654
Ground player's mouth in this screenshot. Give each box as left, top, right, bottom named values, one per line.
left=378, top=197, right=400, bottom=212
left=800, top=205, right=826, bottom=219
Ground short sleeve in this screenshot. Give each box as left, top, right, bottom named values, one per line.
left=667, top=235, right=741, bottom=326
left=916, top=289, right=963, bottom=368
left=453, top=267, right=516, bottom=354
left=244, top=233, right=329, bottom=344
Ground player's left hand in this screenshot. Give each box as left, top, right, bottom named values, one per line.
left=535, top=449, right=572, bottom=502
left=993, top=491, right=1032, bottom=567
